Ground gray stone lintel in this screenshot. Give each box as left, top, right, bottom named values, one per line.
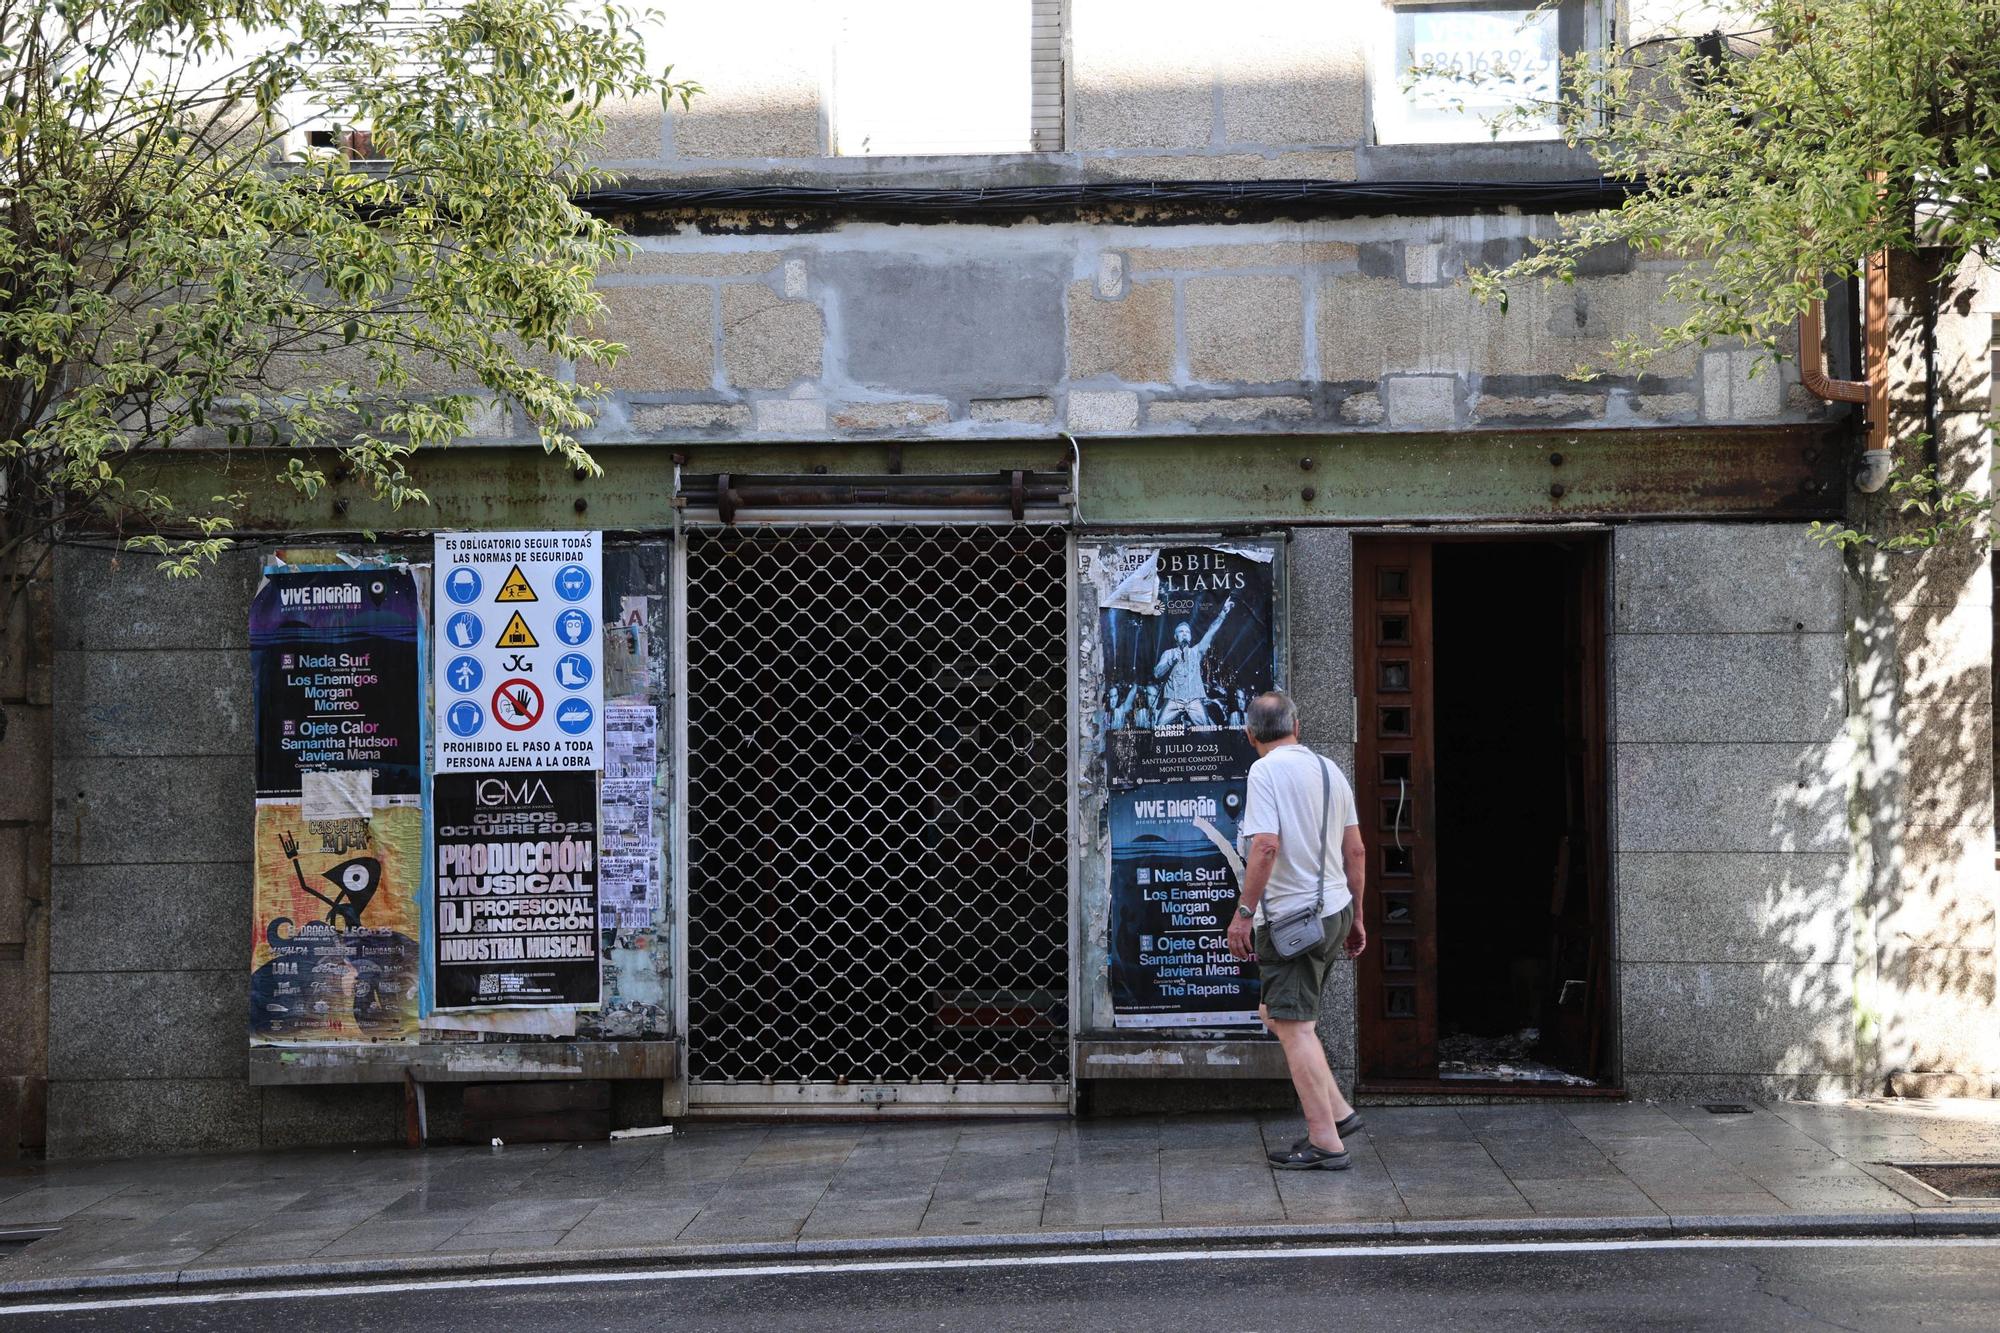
left=1075, top=1038, right=1290, bottom=1080
left=247, top=1039, right=681, bottom=1085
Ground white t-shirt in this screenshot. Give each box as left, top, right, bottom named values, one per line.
left=1239, top=744, right=1359, bottom=924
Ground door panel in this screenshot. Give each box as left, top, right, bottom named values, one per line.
left=1354, top=540, right=1438, bottom=1080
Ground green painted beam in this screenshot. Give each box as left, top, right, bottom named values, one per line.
left=118, top=425, right=1843, bottom=535
left=1079, top=425, right=1845, bottom=524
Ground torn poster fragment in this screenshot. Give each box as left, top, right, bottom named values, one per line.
left=1084, top=548, right=1160, bottom=615
left=601, top=705, right=661, bottom=927
left=605, top=595, right=653, bottom=700
left=300, top=768, right=373, bottom=824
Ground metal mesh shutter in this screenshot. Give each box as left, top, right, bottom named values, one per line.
left=685, top=524, right=1071, bottom=1088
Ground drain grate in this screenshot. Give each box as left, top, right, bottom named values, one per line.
left=1894, top=1163, right=2000, bottom=1200
left=1703, top=1103, right=1754, bottom=1115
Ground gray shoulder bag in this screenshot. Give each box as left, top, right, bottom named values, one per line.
left=1263, top=751, right=1333, bottom=961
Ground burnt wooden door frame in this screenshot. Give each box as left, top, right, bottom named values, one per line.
left=1351, top=533, right=1614, bottom=1090
left=1353, top=539, right=1439, bottom=1080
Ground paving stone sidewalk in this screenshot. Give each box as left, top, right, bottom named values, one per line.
left=5, top=1100, right=2000, bottom=1294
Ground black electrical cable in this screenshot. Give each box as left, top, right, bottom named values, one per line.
left=574, top=176, right=1643, bottom=220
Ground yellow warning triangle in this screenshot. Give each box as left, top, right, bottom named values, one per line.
left=496, top=610, right=539, bottom=648
left=495, top=564, right=538, bottom=602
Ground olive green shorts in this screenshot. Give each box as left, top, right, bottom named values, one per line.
left=1254, top=903, right=1355, bottom=1023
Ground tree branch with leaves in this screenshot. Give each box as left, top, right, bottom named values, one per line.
left=0, top=0, right=695, bottom=612
left=1454, top=0, right=1999, bottom=549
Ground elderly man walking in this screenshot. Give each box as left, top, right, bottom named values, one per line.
left=1224, top=690, right=1368, bottom=1170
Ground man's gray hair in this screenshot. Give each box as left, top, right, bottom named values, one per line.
left=1246, top=690, right=1298, bottom=742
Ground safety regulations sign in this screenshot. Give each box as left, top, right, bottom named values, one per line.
left=434, top=531, right=603, bottom=773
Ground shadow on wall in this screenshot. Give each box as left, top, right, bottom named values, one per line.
left=1847, top=531, right=1998, bottom=1088
left=1613, top=512, right=1989, bottom=1102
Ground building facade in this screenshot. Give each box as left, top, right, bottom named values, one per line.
left=8, top=1, right=1997, bottom=1156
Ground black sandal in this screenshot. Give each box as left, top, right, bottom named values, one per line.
left=1273, top=1144, right=1351, bottom=1171
left=1268, top=1112, right=1364, bottom=1163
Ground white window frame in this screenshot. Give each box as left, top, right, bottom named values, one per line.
left=830, top=0, right=1065, bottom=157
left=1372, top=0, right=1607, bottom=147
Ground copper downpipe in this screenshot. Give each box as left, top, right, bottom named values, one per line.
left=1799, top=254, right=1892, bottom=490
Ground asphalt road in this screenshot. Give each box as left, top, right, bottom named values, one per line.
left=8, top=1237, right=1999, bottom=1332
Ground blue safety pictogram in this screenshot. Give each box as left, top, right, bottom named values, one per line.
left=444, top=611, right=484, bottom=650
left=554, top=698, right=595, bottom=735
left=444, top=567, right=482, bottom=605
left=553, top=608, right=593, bottom=646
left=445, top=655, right=483, bottom=694
left=554, top=564, right=592, bottom=602
left=446, top=700, right=484, bottom=737
left=554, top=653, right=593, bottom=690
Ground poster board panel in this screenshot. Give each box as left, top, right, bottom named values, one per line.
left=434, top=532, right=604, bottom=773
left=1085, top=542, right=1279, bottom=1029
left=432, top=771, right=603, bottom=1010
left=250, top=799, right=423, bottom=1043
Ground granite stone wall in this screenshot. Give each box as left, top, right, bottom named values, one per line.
left=47, top=546, right=401, bottom=1157
left=1611, top=524, right=1862, bottom=1099
left=1286, top=528, right=1358, bottom=1083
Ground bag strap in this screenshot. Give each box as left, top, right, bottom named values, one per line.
left=1289, top=745, right=1333, bottom=917
left=1315, top=750, right=1331, bottom=917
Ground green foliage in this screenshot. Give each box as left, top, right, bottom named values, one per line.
left=1465, top=0, right=2000, bottom=369
left=1450, top=0, right=2000, bottom=554
left=1806, top=457, right=1987, bottom=551
left=0, top=0, right=696, bottom=577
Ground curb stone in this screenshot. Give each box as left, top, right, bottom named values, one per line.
left=1909, top=1208, right=2000, bottom=1233
left=1663, top=1213, right=1917, bottom=1236
left=1390, top=1215, right=1674, bottom=1239
left=9, top=1209, right=2000, bottom=1303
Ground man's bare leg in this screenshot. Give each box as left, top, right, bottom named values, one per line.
left=1262, top=1006, right=1353, bottom=1151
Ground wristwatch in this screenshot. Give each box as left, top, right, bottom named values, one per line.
left=1235, top=903, right=1255, bottom=920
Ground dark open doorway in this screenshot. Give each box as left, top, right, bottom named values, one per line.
left=1354, top=534, right=1611, bottom=1092
left=1433, top=542, right=1603, bottom=1085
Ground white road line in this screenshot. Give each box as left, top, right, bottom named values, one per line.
left=5, top=1235, right=1999, bottom=1317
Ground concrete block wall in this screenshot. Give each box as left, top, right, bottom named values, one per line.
left=1611, top=524, right=1861, bottom=1099
left=47, top=547, right=400, bottom=1157
left=439, top=217, right=1822, bottom=452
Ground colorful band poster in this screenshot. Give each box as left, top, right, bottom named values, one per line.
left=1089, top=543, right=1277, bottom=1027
left=431, top=771, right=602, bottom=1009
left=1106, top=782, right=1260, bottom=1026
left=250, top=566, right=424, bottom=799
left=249, top=560, right=426, bottom=1043
left=250, top=800, right=424, bottom=1042
left=1091, top=546, right=1276, bottom=791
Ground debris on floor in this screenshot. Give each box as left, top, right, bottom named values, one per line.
left=1437, top=1059, right=1599, bottom=1086
left=1437, top=1027, right=1598, bottom=1086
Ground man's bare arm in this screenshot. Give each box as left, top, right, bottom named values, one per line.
left=1240, top=832, right=1280, bottom=912
left=1225, top=832, right=1281, bottom=960
left=1341, top=825, right=1367, bottom=957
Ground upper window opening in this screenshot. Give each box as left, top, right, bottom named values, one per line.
left=833, top=0, right=1064, bottom=156
left=1376, top=1, right=1597, bottom=145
